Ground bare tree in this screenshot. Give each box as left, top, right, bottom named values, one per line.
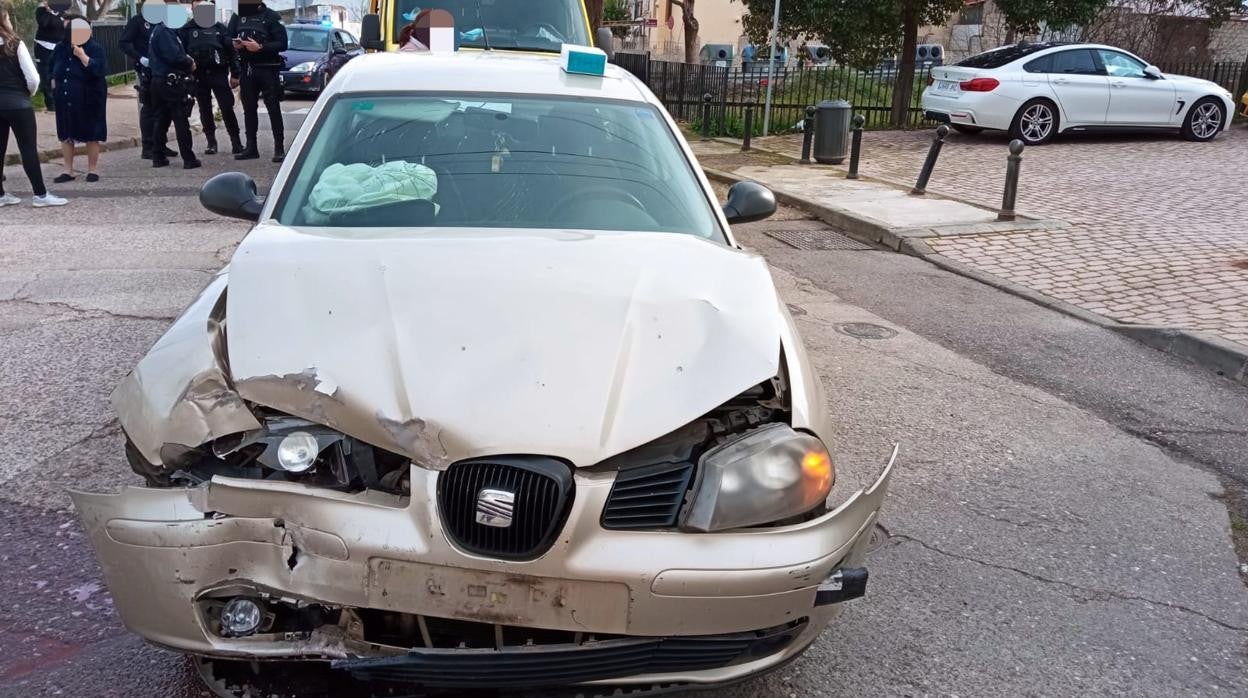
left=586, top=0, right=604, bottom=34
left=669, top=0, right=699, bottom=64
left=83, top=0, right=115, bottom=20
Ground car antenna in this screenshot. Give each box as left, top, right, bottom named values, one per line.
left=474, top=0, right=492, bottom=50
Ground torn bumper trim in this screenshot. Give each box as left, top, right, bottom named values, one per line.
left=331, top=621, right=807, bottom=688
left=70, top=449, right=896, bottom=677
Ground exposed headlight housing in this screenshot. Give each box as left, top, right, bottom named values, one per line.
left=290, top=61, right=317, bottom=73
left=681, top=423, right=834, bottom=532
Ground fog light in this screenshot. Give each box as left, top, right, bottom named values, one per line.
left=276, top=432, right=319, bottom=472
left=220, top=598, right=263, bottom=637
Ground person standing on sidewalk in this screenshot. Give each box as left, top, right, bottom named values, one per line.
left=50, top=15, right=107, bottom=183
left=0, top=2, right=66, bottom=207
left=182, top=0, right=242, bottom=155
left=33, top=0, right=67, bottom=113
left=147, top=1, right=201, bottom=169
left=229, top=0, right=286, bottom=163
left=121, top=2, right=175, bottom=161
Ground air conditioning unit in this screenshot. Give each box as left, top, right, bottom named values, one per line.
left=916, top=44, right=944, bottom=66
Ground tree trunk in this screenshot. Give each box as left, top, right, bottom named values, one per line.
left=890, top=2, right=919, bottom=127
left=682, top=1, right=699, bottom=64
left=586, top=0, right=604, bottom=36
left=1004, top=28, right=1016, bottom=44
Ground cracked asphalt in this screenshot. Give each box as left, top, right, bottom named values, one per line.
left=0, top=149, right=1245, bottom=696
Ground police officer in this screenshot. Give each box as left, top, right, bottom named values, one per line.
left=148, top=1, right=202, bottom=169
left=120, top=3, right=175, bottom=160
left=229, top=0, right=287, bottom=162
left=181, top=0, right=242, bottom=155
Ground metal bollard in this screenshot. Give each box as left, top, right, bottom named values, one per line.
left=911, top=124, right=949, bottom=196
left=800, top=105, right=816, bottom=164
left=998, top=139, right=1025, bottom=221
left=847, top=114, right=865, bottom=180
left=701, top=93, right=713, bottom=139
left=742, top=106, right=755, bottom=151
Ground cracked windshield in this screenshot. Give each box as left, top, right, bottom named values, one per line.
left=391, top=0, right=588, bottom=51
left=276, top=95, right=721, bottom=237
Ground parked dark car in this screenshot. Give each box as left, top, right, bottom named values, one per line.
left=279, top=21, right=363, bottom=97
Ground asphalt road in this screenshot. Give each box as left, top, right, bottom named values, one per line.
left=1, top=149, right=1245, bottom=697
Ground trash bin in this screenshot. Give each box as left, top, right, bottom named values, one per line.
left=813, top=100, right=852, bottom=165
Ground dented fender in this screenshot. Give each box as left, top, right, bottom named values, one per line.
left=112, top=271, right=261, bottom=467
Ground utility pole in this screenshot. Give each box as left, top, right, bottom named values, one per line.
left=761, top=0, right=780, bottom=136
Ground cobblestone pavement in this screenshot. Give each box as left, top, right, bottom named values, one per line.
left=752, top=128, right=1248, bottom=347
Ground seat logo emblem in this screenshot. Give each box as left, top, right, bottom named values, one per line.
left=475, top=488, right=515, bottom=528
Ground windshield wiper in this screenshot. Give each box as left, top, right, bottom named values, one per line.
left=473, top=0, right=492, bottom=50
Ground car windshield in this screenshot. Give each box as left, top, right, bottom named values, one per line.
left=274, top=94, right=722, bottom=239
left=390, top=0, right=588, bottom=52
left=957, top=42, right=1063, bottom=68
left=287, top=27, right=330, bottom=52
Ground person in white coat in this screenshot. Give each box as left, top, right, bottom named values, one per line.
left=0, top=1, right=66, bottom=206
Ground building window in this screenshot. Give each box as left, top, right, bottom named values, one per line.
left=958, top=1, right=984, bottom=25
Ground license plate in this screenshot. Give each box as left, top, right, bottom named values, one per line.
left=934, top=80, right=959, bottom=95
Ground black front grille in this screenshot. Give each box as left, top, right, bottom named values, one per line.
left=601, top=461, right=695, bottom=529
left=333, top=621, right=806, bottom=688
left=437, top=457, right=573, bottom=560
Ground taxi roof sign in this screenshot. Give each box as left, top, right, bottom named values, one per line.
left=561, top=44, right=607, bottom=77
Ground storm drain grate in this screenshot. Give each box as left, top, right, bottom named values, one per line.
left=766, top=229, right=874, bottom=251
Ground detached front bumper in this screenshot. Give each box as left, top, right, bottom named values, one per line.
left=72, top=448, right=896, bottom=688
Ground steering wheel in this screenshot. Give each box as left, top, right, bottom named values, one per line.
left=523, top=23, right=566, bottom=43
left=549, top=186, right=647, bottom=220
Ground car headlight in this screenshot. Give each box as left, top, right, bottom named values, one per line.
left=289, top=61, right=317, bottom=73
left=681, top=423, right=834, bottom=532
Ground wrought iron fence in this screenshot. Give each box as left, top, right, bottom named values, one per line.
left=617, top=52, right=1248, bottom=135
left=92, top=21, right=132, bottom=77
left=616, top=53, right=936, bottom=134
left=1154, top=59, right=1248, bottom=95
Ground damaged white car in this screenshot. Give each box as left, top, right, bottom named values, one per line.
left=72, top=50, right=896, bottom=696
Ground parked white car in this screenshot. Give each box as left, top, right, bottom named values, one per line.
left=920, top=42, right=1235, bottom=145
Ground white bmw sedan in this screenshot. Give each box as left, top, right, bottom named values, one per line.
left=921, top=42, right=1235, bottom=145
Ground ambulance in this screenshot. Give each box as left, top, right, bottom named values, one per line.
left=359, top=0, right=612, bottom=56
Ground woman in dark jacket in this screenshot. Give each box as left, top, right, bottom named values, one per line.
left=0, top=1, right=65, bottom=206
left=51, top=15, right=107, bottom=182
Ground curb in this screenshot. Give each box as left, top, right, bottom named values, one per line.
left=5, top=136, right=144, bottom=167
left=713, top=136, right=1044, bottom=221
left=704, top=166, right=914, bottom=254
left=704, top=166, right=1248, bottom=385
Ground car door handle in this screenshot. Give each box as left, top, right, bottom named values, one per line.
left=1052, top=77, right=1070, bottom=84
left=1111, top=80, right=1127, bottom=88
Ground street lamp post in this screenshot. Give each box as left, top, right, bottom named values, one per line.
left=761, top=0, right=780, bottom=136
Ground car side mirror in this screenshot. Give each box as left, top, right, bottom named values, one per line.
left=361, top=13, right=384, bottom=50
left=722, top=181, right=776, bottom=224
left=1143, top=65, right=1163, bottom=79
left=201, top=172, right=264, bottom=222
left=333, top=45, right=347, bottom=55
left=596, top=27, right=616, bottom=61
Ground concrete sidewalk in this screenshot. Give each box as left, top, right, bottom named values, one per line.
left=14, top=83, right=148, bottom=167
left=693, top=137, right=1248, bottom=384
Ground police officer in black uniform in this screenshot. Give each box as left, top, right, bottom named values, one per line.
left=181, top=1, right=242, bottom=155
left=120, top=3, right=175, bottom=160
left=228, top=0, right=287, bottom=162
left=148, top=2, right=202, bottom=169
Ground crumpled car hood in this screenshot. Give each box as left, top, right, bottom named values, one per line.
left=223, top=225, right=784, bottom=468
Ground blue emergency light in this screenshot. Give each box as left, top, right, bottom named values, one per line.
left=561, top=44, right=607, bottom=77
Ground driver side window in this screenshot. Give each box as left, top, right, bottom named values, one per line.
left=1098, top=50, right=1147, bottom=78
